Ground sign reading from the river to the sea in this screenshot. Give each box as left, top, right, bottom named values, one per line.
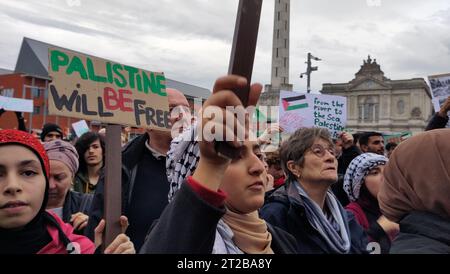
left=279, top=91, right=347, bottom=139
left=48, top=48, right=169, bottom=130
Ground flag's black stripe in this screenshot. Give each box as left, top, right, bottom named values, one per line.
left=284, top=95, right=306, bottom=102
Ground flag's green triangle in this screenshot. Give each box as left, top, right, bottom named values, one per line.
left=256, top=107, right=267, bottom=121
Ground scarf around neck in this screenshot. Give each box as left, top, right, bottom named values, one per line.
left=292, top=180, right=351, bottom=253
left=343, top=153, right=388, bottom=202
left=0, top=212, right=51, bottom=254
left=221, top=208, right=274, bottom=254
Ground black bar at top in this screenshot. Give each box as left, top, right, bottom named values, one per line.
left=284, top=95, right=307, bottom=102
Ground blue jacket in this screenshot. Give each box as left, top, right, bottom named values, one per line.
left=260, top=182, right=368, bottom=254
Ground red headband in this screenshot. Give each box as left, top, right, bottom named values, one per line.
left=0, top=129, right=50, bottom=177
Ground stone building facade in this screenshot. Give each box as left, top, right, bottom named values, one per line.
left=321, top=56, right=432, bottom=134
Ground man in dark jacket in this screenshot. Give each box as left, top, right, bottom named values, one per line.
left=359, top=132, right=384, bottom=155
left=332, top=132, right=361, bottom=206
left=85, top=88, right=190, bottom=250
left=425, top=96, right=450, bottom=131
left=41, top=123, right=64, bottom=142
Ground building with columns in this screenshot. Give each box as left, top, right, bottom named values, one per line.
left=321, top=56, right=433, bottom=134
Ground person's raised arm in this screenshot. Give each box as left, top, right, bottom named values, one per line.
left=193, top=75, right=262, bottom=191
left=15, top=112, right=27, bottom=132
left=426, top=96, right=450, bottom=131
left=139, top=75, right=262, bottom=254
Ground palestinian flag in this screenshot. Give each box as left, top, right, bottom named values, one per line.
left=254, top=107, right=275, bottom=137
left=282, top=95, right=308, bottom=111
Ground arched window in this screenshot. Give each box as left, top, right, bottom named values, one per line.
left=397, top=100, right=405, bottom=114
left=358, top=96, right=379, bottom=122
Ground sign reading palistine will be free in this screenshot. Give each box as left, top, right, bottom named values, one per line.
left=48, top=48, right=170, bottom=130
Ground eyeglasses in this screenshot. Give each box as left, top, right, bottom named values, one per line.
left=307, top=144, right=336, bottom=158
left=169, top=106, right=192, bottom=117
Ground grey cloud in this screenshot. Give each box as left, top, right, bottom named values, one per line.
left=1, top=0, right=450, bottom=94
left=3, top=9, right=123, bottom=39
left=77, top=0, right=238, bottom=42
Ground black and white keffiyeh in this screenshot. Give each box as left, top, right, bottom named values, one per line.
left=343, top=153, right=388, bottom=202
left=166, top=122, right=201, bottom=202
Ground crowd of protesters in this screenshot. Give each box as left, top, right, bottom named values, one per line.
left=0, top=75, right=449, bottom=254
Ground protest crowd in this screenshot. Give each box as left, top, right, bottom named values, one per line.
left=1, top=2, right=450, bottom=256
left=1, top=73, right=449, bottom=255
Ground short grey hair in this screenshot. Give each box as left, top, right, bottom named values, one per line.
left=280, top=127, right=333, bottom=181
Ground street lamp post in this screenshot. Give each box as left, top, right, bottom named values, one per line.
left=300, top=52, right=321, bottom=93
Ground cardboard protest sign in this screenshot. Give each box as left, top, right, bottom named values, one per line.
left=428, top=73, right=450, bottom=102
left=71, top=120, right=90, bottom=137
left=429, top=73, right=450, bottom=128
left=0, top=96, right=33, bottom=113
left=432, top=97, right=450, bottom=112
left=279, top=91, right=347, bottom=138
left=48, top=48, right=169, bottom=130
left=383, top=131, right=412, bottom=144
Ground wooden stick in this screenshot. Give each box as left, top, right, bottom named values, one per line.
left=103, top=124, right=122, bottom=250
left=216, top=0, right=263, bottom=159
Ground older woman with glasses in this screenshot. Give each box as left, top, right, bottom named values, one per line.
left=260, top=127, right=368, bottom=254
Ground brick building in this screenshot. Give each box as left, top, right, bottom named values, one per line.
left=0, top=37, right=210, bottom=137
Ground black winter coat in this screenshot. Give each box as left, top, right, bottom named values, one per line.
left=390, top=211, right=450, bottom=254
left=85, top=133, right=170, bottom=250
left=425, top=113, right=449, bottom=131
left=62, top=190, right=92, bottom=224
left=140, top=182, right=299, bottom=254
left=260, top=182, right=368, bottom=254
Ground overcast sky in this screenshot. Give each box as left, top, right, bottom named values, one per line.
left=0, top=0, right=449, bottom=93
